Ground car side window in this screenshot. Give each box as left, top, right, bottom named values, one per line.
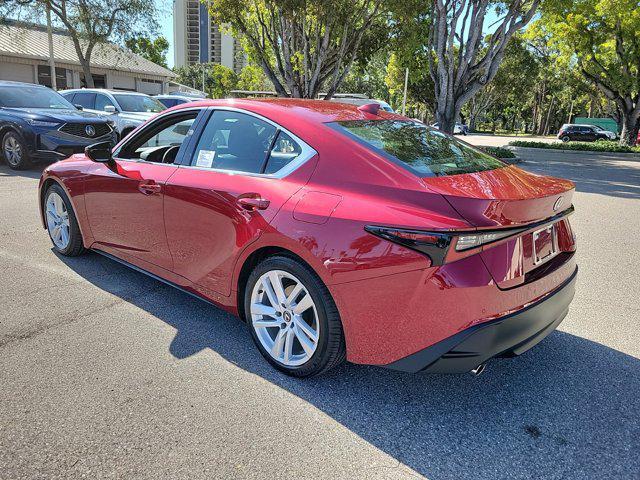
left=73, top=92, right=96, bottom=110
left=191, top=110, right=277, bottom=173
left=263, top=131, right=303, bottom=174
left=117, top=111, right=199, bottom=164
left=95, top=94, right=116, bottom=112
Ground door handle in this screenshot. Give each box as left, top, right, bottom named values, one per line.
left=138, top=182, right=162, bottom=195
left=237, top=195, right=270, bottom=211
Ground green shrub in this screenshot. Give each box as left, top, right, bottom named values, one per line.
left=479, top=146, right=517, bottom=159
left=508, top=140, right=640, bottom=154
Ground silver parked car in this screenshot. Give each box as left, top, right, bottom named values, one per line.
left=59, top=89, right=165, bottom=139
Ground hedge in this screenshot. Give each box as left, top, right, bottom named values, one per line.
left=508, top=140, right=640, bottom=154
left=479, top=146, right=517, bottom=159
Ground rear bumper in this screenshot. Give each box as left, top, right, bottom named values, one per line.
left=385, top=266, right=577, bottom=373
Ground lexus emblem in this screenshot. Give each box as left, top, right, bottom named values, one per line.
left=553, top=197, right=564, bottom=211
left=85, top=125, right=96, bottom=137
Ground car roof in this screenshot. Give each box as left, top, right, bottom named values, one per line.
left=61, top=88, right=148, bottom=96
left=0, top=80, right=47, bottom=88
left=168, top=98, right=402, bottom=125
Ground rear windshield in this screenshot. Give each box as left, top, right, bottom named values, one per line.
left=332, top=120, right=505, bottom=177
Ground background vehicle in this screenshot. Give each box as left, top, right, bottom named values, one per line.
left=431, top=122, right=469, bottom=135
left=557, top=124, right=611, bottom=143
left=60, top=89, right=165, bottom=139
left=155, top=94, right=202, bottom=108
left=0, top=81, right=116, bottom=170
left=39, top=99, right=577, bottom=377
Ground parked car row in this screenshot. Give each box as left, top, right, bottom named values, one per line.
left=0, top=80, right=206, bottom=170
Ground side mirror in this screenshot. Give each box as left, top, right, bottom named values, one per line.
left=75, top=104, right=83, bottom=111
left=104, top=105, right=116, bottom=113
left=85, top=141, right=113, bottom=163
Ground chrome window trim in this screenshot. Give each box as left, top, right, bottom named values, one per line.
left=180, top=106, right=317, bottom=179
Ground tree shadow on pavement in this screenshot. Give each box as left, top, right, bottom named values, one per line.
left=518, top=152, right=640, bottom=199
left=58, top=251, right=640, bottom=480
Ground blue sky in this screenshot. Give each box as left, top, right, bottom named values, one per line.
left=156, top=0, right=175, bottom=68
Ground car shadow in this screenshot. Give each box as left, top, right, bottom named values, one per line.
left=0, top=162, right=47, bottom=179
left=57, top=251, right=639, bottom=479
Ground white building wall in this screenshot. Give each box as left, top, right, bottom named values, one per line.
left=220, top=31, right=235, bottom=70
left=110, top=75, right=136, bottom=91
left=0, top=61, right=34, bottom=83
left=173, top=0, right=187, bottom=68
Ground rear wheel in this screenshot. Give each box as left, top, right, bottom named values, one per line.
left=2, top=131, right=31, bottom=170
left=44, top=184, right=86, bottom=256
left=245, top=256, right=345, bottom=377
left=561, top=135, right=571, bottom=143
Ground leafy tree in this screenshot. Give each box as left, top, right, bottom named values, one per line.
left=540, top=0, right=640, bottom=145
left=125, top=35, right=169, bottom=68
left=208, top=0, right=389, bottom=99
left=3, top=0, right=158, bottom=87
left=236, top=64, right=271, bottom=92
left=174, top=63, right=238, bottom=99
left=423, top=0, right=540, bottom=134
left=339, top=50, right=391, bottom=102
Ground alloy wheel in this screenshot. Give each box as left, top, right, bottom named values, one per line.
left=46, top=192, right=71, bottom=250
left=250, top=270, right=320, bottom=367
left=3, top=135, right=22, bottom=166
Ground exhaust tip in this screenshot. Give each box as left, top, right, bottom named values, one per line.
left=470, top=363, right=486, bottom=376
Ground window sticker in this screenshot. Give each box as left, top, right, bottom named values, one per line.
left=195, top=149, right=216, bottom=168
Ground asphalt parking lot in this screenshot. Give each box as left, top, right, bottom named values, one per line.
left=1, top=150, right=639, bottom=479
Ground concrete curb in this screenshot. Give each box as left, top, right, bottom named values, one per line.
left=506, top=145, right=640, bottom=160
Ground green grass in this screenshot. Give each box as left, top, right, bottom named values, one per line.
left=479, top=146, right=517, bottom=159
left=508, top=140, right=640, bottom=154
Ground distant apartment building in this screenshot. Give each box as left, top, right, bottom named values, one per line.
left=173, top=0, right=246, bottom=72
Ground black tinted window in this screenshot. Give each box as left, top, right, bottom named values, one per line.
left=158, top=98, right=176, bottom=108
left=264, top=131, right=302, bottom=174
left=333, top=120, right=504, bottom=177
left=73, top=92, right=96, bottom=109
left=192, top=110, right=276, bottom=173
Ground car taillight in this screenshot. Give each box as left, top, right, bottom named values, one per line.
left=365, top=225, right=526, bottom=266
left=364, top=226, right=452, bottom=265
left=454, top=230, right=520, bottom=251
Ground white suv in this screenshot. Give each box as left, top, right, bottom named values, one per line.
left=60, top=89, right=165, bottom=139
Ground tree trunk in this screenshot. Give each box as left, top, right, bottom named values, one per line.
left=619, top=111, right=640, bottom=146
left=469, top=114, right=477, bottom=132
left=81, top=59, right=94, bottom=88
left=435, top=100, right=457, bottom=133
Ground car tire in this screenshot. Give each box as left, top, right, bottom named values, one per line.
left=244, top=255, right=346, bottom=377
left=2, top=131, right=32, bottom=170
left=561, top=135, right=571, bottom=143
left=44, top=183, right=86, bottom=256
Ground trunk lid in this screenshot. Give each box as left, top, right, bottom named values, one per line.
left=422, top=165, right=575, bottom=228
left=423, top=165, right=576, bottom=289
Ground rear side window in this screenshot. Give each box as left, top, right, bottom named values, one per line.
left=191, top=110, right=277, bottom=173
left=332, top=120, right=504, bottom=177
left=264, top=131, right=302, bottom=174
left=73, top=92, right=96, bottom=109
left=158, top=98, right=177, bottom=108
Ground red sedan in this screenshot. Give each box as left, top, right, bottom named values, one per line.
left=38, top=99, right=577, bottom=377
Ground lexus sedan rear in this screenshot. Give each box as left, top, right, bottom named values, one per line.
left=38, top=99, right=577, bottom=377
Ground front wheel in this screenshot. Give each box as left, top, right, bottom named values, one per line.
left=245, top=256, right=346, bottom=377
left=44, top=184, right=86, bottom=256
left=2, top=131, right=31, bottom=170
